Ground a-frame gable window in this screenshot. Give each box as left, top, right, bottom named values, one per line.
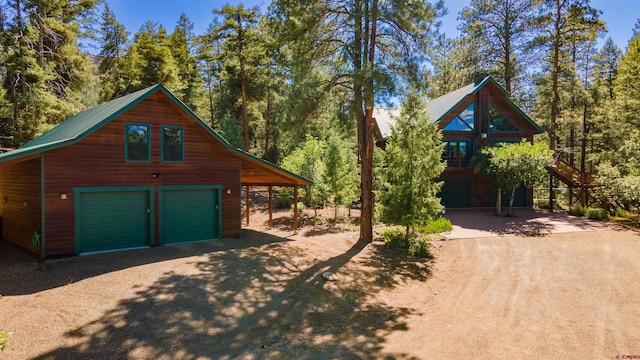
left=126, top=123, right=150, bottom=162
left=443, top=103, right=475, bottom=132
left=489, top=103, right=521, bottom=132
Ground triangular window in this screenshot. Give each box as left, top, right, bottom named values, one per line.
left=444, top=103, right=475, bottom=131
left=489, top=103, right=521, bottom=132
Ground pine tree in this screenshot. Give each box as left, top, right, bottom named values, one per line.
left=381, top=92, right=445, bottom=244
left=129, top=21, right=177, bottom=91
left=613, top=36, right=640, bottom=135
left=98, top=3, right=130, bottom=101
left=531, top=0, right=605, bottom=151
left=271, top=0, right=445, bottom=242
left=169, top=13, right=203, bottom=110
left=211, top=4, right=263, bottom=152
left=458, top=0, right=539, bottom=99
left=323, top=137, right=359, bottom=221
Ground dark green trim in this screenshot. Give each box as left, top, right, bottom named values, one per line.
left=125, top=123, right=151, bottom=162
left=40, top=154, right=45, bottom=258
left=161, top=125, right=184, bottom=163
left=158, top=185, right=223, bottom=243
left=73, top=186, right=155, bottom=254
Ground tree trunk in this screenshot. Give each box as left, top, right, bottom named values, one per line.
left=496, top=186, right=502, bottom=216
left=549, top=0, right=561, bottom=151
left=508, top=186, right=516, bottom=216
left=403, top=224, right=410, bottom=248
left=237, top=14, right=250, bottom=151
left=581, top=102, right=588, bottom=206
left=359, top=0, right=377, bottom=243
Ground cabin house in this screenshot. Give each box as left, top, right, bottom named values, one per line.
left=0, top=84, right=310, bottom=258
left=373, top=75, right=544, bottom=208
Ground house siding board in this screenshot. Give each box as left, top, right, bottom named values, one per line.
left=40, top=93, right=241, bottom=256
left=0, top=158, right=42, bottom=256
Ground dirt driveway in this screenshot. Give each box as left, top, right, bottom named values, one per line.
left=1, top=209, right=639, bottom=359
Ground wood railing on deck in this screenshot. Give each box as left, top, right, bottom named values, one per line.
left=549, top=158, right=595, bottom=187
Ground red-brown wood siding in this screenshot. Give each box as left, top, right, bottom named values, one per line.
left=39, top=92, right=241, bottom=256
left=0, top=157, right=42, bottom=256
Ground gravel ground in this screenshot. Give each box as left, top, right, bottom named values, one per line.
left=1, top=206, right=639, bottom=359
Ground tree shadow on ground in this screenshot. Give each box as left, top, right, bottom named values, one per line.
left=0, top=230, right=289, bottom=296
left=445, top=208, right=610, bottom=237
left=32, top=230, right=429, bottom=359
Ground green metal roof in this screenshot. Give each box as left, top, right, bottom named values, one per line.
left=0, top=85, right=161, bottom=163
left=0, top=84, right=312, bottom=186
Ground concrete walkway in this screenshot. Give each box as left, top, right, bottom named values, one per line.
left=443, top=208, right=612, bottom=239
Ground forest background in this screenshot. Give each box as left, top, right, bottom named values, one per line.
left=1, top=0, right=640, bottom=240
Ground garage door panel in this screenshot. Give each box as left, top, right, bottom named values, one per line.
left=77, top=190, right=150, bottom=253
left=160, top=188, right=219, bottom=244
left=439, top=178, right=473, bottom=208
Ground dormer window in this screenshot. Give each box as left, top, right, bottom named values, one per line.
left=443, top=103, right=475, bottom=131
left=126, top=123, right=150, bottom=162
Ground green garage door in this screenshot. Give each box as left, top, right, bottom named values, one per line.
left=439, top=178, right=473, bottom=208
left=76, top=190, right=150, bottom=253
left=160, top=187, right=220, bottom=244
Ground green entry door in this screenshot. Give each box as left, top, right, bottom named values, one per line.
left=159, top=186, right=220, bottom=244
left=76, top=189, right=151, bottom=253
left=439, top=178, right=473, bottom=208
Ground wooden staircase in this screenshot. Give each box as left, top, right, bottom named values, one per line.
left=548, top=155, right=599, bottom=207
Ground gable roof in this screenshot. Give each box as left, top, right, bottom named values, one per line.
left=0, top=84, right=311, bottom=186
left=373, top=76, right=543, bottom=139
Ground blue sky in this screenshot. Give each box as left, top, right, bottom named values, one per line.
left=106, top=0, right=638, bottom=50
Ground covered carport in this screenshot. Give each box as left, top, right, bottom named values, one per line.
left=238, top=154, right=312, bottom=231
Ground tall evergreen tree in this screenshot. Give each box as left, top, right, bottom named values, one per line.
left=195, top=19, right=225, bottom=128
left=169, top=13, right=203, bottom=110
left=458, top=0, right=539, bottom=99
left=531, top=0, right=604, bottom=151
left=271, top=0, right=445, bottom=242
left=1, top=0, right=98, bottom=144
left=211, top=4, right=263, bottom=152
left=129, top=21, right=177, bottom=91
left=381, top=92, right=445, bottom=243
left=613, top=36, right=640, bottom=134
left=323, top=137, right=359, bottom=220
left=98, top=3, right=131, bottom=101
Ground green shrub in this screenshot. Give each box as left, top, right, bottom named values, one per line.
left=614, top=207, right=628, bottom=217
left=0, top=330, right=13, bottom=351
left=274, top=195, right=292, bottom=209
left=420, top=217, right=453, bottom=234
left=408, top=237, right=432, bottom=258
left=381, top=226, right=406, bottom=247
left=568, top=203, right=586, bottom=217
left=587, top=208, right=609, bottom=221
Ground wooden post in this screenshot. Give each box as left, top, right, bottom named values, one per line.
left=293, top=186, right=298, bottom=233
left=549, top=172, right=554, bottom=212
left=268, top=185, right=273, bottom=228
left=245, top=185, right=250, bottom=225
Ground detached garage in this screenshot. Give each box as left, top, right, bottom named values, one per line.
left=0, top=84, right=310, bottom=258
